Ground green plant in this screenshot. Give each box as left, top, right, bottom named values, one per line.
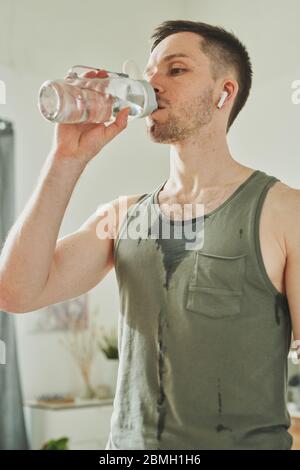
left=41, top=436, right=69, bottom=450
left=289, top=374, right=300, bottom=387
left=98, top=326, right=118, bottom=359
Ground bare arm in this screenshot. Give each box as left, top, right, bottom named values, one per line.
left=10, top=201, right=116, bottom=313
left=0, top=155, right=87, bottom=311
left=11, top=194, right=143, bottom=313
left=284, top=187, right=300, bottom=359
left=0, top=69, right=131, bottom=313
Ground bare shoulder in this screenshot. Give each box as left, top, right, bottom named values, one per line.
left=111, top=193, right=146, bottom=209
left=108, top=193, right=148, bottom=239
left=267, top=180, right=300, bottom=214
left=79, top=193, right=147, bottom=241
left=266, top=180, right=300, bottom=249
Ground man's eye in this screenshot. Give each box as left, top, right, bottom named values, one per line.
left=170, top=68, right=186, bottom=75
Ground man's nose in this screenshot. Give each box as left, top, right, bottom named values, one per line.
left=147, top=73, right=164, bottom=94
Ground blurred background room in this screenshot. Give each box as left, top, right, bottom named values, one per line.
left=0, top=0, right=300, bottom=450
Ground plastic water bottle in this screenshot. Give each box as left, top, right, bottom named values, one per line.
left=38, top=64, right=158, bottom=124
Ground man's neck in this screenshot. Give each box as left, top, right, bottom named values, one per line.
left=167, top=137, right=251, bottom=195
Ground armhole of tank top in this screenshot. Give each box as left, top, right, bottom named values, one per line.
left=253, top=176, right=287, bottom=299
left=113, top=192, right=149, bottom=260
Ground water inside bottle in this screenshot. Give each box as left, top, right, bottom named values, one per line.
left=40, top=81, right=115, bottom=123
left=39, top=76, right=148, bottom=124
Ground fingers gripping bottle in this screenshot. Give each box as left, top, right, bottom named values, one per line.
left=38, top=62, right=158, bottom=124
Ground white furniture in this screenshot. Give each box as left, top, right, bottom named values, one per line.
left=24, top=398, right=114, bottom=450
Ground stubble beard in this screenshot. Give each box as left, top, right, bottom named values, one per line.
left=147, top=87, right=215, bottom=144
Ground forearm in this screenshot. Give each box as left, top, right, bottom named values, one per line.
left=0, top=152, right=86, bottom=309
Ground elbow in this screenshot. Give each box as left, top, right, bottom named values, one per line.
left=0, top=284, right=31, bottom=314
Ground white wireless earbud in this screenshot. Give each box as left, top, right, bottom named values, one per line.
left=217, top=91, right=228, bottom=109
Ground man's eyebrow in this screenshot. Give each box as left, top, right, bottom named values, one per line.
left=143, top=53, right=194, bottom=75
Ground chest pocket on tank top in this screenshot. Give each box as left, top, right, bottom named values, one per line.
left=186, top=251, right=247, bottom=319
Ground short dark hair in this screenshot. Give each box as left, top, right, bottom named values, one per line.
left=150, top=20, right=253, bottom=133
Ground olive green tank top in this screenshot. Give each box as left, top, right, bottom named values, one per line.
left=105, top=169, right=293, bottom=450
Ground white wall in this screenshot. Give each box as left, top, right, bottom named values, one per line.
left=1, top=0, right=300, bottom=400
left=186, top=0, right=300, bottom=186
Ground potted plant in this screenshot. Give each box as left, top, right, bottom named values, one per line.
left=41, top=436, right=69, bottom=450
left=97, top=326, right=119, bottom=396
left=60, top=312, right=98, bottom=399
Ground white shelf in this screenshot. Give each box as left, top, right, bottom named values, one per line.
left=24, top=399, right=114, bottom=450
left=25, top=397, right=114, bottom=410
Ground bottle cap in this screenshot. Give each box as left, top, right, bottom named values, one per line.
left=122, top=59, right=143, bottom=80
left=139, top=80, right=158, bottom=117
